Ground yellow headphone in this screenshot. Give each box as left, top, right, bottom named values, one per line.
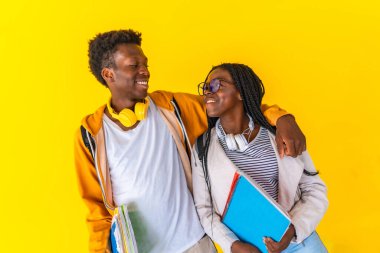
left=106, top=98, right=150, bottom=127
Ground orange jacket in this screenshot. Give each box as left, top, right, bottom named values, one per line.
left=74, top=90, right=287, bottom=252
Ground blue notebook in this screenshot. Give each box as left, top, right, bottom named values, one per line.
left=110, top=204, right=139, bottom=253
left=222, top=172, right=291, bottom=253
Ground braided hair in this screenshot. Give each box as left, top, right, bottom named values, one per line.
left=197, top=63, right=317, bottom=221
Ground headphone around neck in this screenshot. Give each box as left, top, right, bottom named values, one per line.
left=216, top=115, right=254, bottom=152
left=106, top=98, right=150, bottom=127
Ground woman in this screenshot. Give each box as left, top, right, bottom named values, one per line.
left=192, top=63, right=328, bottom=253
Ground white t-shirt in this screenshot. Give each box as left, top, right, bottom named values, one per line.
left=102, top=98, right=204, bottom=253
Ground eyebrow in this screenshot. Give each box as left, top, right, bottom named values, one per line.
left=212, top=78, right=232, bottom=82
left=128, top=56, right=148, bottom=62
left=139, top=57, right=148, bottom=63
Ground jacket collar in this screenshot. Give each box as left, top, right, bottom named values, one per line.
left=267, top=134, right=304, bottom=211
left=81, top=91, right=176, bottom=136
left=208, top=127, right=304, bottom=211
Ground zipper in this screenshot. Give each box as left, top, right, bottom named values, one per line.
left=170, top=100, right=191, bottom=152
left=170, top=100, right=188, bottom=146
left=170, top=100, right=198, bottom=166
left=85, top=130, right=114, bottom=211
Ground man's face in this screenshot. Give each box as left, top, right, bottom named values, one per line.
left=106, top=43, right=150, bottom=101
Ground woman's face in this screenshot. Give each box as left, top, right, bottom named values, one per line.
left=204, top=68, right=243, bottom=118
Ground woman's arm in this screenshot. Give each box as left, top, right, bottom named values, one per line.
left=191, top=145, right=240, bottom=253
left=288, top=151, right=329, bottom=243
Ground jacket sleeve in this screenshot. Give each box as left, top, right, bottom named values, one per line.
left=261, top=104, right=289, bottom=126
left=173, top=93, right=288, bottom=145
left=289, top=151, right=329, bottom=243
left=173, top=93, right=208, bottom=146
left=74, top=128, right=112, bottom=253
left=191, top=145, right=239, bottom=253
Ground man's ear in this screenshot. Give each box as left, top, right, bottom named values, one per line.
left=101, top=67, right=114, bottom=84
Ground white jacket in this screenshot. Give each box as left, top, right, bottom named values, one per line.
left=191, top=128, right=328, bottom=253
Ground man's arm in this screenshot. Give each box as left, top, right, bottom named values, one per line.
left=261, top=104, right=306, bottom=158
left=74, top=128, right=112, bottom=253
left=169, top=92, right=305, bottom=158
left=172, top=92, right=208, bottom=146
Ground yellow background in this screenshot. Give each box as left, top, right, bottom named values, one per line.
left=1, top=0, right=379, bottom=252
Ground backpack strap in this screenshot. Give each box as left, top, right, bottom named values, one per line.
left=80, top=126, right=95, bottom=160
left=195, top=133, right=206, bottom=163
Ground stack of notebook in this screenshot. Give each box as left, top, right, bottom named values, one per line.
left=110, top=204, right=139, bottom=253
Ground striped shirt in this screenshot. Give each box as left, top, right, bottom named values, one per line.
left=216, top=121, right=279, bottom=201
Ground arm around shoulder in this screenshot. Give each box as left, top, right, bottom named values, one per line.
left=261, top=104, right=288, bottom=126
left=173, top=93, right=208, bottom=146
left=262, top=104, right=306, bottom=157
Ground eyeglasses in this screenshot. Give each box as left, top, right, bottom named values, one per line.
left=197, top=78, right=234, bottom=95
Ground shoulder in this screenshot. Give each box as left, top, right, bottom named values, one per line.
left=80, top=104, right=106, bottom=136
left=149, top=90, right=203, bottom=110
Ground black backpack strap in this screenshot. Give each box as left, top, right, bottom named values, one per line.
left=195, top=133, right=206, bottom=162
left=170, top=98, right=189, bottom=148
left=80, top=126, right=95, bottom=160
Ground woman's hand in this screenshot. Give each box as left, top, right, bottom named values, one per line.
left=264, top=224, right=295, bottom=253
left=275, top=114, right=306, bottom=158
left=231, top=240, right=261, bottom=253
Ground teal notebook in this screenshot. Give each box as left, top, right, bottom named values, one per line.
left=222, top=172, right=291, bottom=253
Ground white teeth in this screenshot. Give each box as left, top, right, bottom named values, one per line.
left=206, top=100, right=216, bottom=104
left=136, top=81, right=148, bottom=85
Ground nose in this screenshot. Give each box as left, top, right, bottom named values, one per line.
left=138, top=65, right=149, bottom=76
left=204, top=88, right=212, bottom=95
left=203, top=84, right=212, bottom=95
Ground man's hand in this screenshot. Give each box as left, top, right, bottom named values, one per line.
left=231, top=240, right=261, bottom=253
left=275, top=114, right=306, bottom=158
left=264, top=224, right=295, bottom=253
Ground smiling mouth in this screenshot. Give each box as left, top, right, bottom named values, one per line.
left=135, top=80, right=149, bottom=87
left=205, top=99, right=216, bottom=104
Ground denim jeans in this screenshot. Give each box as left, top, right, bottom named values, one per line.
left=282, top=232, right=328, bottom=253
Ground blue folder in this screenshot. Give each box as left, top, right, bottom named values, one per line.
left=222, top=173, right=291, bottom=253
left=110, top=221, right=120, bottom=253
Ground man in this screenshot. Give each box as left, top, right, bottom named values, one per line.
left=74, top=29, right=306, bottom=253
